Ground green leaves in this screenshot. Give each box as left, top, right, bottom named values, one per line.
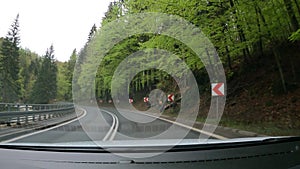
left=72, top=0, right=300, bottom=101
left=289, top=29, right=300, bottom=42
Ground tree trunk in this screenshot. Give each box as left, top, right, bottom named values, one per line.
left=270, top=0, right=287, bottom=38
left=284, top=0, right=299, bottom=32
left=293, top=0, right=300, bottom=17
left=257, top=1, right=287, bottom=93
left=273, top=48, right=287, bottom=93
left=254, top=4, right=264, bottom=58
left=226, top=45, right=232, bottom=70
left=205, top=48, right=216, bottom=81
left=229, top=0, right=250, bottom=63
left=289, top=56, right=297, bottom=81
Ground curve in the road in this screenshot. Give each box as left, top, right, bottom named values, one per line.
left=4, top=107, right=229, bottom=144
left=102, top=110, right=119, bottom=141
left=116, top=108, right=227, bottom=140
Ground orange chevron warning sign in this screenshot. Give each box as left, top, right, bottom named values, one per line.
left=168, top=94, right=174, bottom=102
left=212, top=83, right=225, bottom=96
left=143, top=97, right=149, bottom=103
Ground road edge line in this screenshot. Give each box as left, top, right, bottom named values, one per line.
left=121, top=108, right=228, bottom=140
left=2, top=107, right=87, bottom=143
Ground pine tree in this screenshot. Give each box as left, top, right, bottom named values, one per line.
left=0, top=14, right=21, bottom=102
left=87, top=24, right=97, bottom=43
left=30, top=45, right=57, bottom=103
left=65, top=49, right=77, bottom=101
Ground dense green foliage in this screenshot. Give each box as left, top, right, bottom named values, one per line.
left=289, top=28, right=300, bottom=41
left=0, top=15, right=73, bottom=104
left=56, top=49, right=77, bottom=101
left=29, top=45, right=57, bottom=104
left=75, top=0, right=300, bottom=102
left=19, top=48, right=40, bottom=102
left=0, top=14, right=21, bottom=102
left=1, top=0, right=299, bottom=104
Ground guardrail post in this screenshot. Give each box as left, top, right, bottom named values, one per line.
left=6, top=118, right=11, bottom=126
left=25, top=115, right=28, bottom=124
left=17, top=117, right=21, bottom=125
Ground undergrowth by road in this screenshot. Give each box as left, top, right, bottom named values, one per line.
left=131, top=44, right=300, bottom=136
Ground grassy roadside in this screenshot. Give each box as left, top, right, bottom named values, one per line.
left=203, top=117, right=300, bottom=136
left=161, top=108, right=300, bottom=136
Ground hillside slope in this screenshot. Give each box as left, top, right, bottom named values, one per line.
left=200, top=43, right=300, bottom=136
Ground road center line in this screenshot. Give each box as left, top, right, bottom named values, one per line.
left=102, top=110, right=119, bottom=141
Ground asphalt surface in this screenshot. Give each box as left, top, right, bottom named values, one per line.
left=10, top=106, right=206, bottom=144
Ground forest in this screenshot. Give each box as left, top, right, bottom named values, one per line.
left=81, top=0, right=300, bottom=135
left=0, top=14, right=76, bottom=104
left=0, top=0, right=299, bottom=134
left=83, top=0, right=300, bottom=101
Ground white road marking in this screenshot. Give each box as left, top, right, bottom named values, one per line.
left=110, top=114, right=119, bottom=140
left=1, top=108, right=87, bottom=143
left=121, top=109, right=228, bottom=140
left=102, top=110, right=119, bottom=141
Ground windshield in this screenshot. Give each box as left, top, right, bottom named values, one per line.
left=0, top=0, right=299, bottom=157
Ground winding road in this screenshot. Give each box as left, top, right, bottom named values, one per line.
left=4, top=106, right=229, bottom=144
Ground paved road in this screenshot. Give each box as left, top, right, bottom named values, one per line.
left=111, top=108, right=202, bottom=140
left=8, top=106, right=233, bottom=144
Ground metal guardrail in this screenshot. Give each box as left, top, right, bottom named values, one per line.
left=0, top=103, right=75, bottom=127
left=0, top=103, right=73, bottom=112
